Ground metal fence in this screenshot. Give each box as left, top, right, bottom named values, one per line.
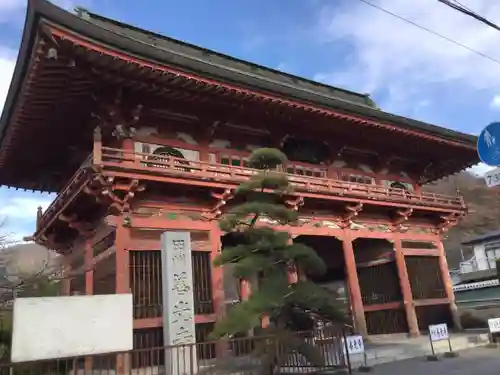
left=0, top=327, right=350, bottom=375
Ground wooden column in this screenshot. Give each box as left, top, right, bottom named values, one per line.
left=115, top=223, right=131, bottom=375
left=210, top=224, right=225, bottom=316
left=122, top=138, right=135, bottom=168
left=115, top=223, right=131, bottom=293
left=83, top=239, right=95, bottom=373
left=84, top=239, right=94, bottom=295
left=393, top=238, right=419, bottom=336
left=436, top=240, right=462, bottom=330
left=210, top=224, right=228, bottom=357
left=342, top=236, right=367, bottom=337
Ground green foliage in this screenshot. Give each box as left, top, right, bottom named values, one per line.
left=211, top=147, right=346, bottom=373
left=247, top=148, right=287, bottom=170
left=497, top=259, right=500, bottom=282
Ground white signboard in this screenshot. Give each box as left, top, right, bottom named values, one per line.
left=488, top=318, right=500, bottom=333
left=429, top=323, right=449, bottom=342
left=11, top=294, right=133, bottom=362
left=161, top=232, right=197, bottom=375
left=342, top=335, right=365, bottom=355
left=484, top=167, right=500, bottom=188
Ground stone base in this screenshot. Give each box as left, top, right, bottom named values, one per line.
left=358, top=365, right=373, bottom=372
left=426, top=354, right=439, bottom=361
left=443, top=351, right=458, bottom=358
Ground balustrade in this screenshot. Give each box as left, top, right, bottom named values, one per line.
left=97, top=146, right=465, bottom=209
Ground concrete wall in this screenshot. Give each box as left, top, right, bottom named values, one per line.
left=473, top=244, right=489, bottom=270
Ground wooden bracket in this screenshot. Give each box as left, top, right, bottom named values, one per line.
left=58, top=213, right=95, bottom=237
left=393, top=207, right=413, bottom=225
left=84, top=174, right=145, bottom=215
left=91, top=90, right=143, bottom=138
left=285, top=195, right=304, bottom=212
left=202, top=189, right=234, bottom=220
left=435, top=211, right=464, bottom=233
left=388, top=207, right=413, bottom=232
left=340, top=202, right=363, bottom=228
left=106, top=179, right=146, bottom=214
left=375, top=156, right=394, bottom=174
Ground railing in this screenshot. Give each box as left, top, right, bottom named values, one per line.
left=98, top=146, right=465, bottom=209
left=459, top=257, right=479, bottom=274
left=0, top=328, right=350, bottom=375
left=35, top=154, right=94, bottom=233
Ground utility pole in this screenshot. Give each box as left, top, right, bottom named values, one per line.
left=437, top=0, right=500, bottom=32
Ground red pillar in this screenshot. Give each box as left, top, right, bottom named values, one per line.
left=210, top=224, right=228, bottom=356
left=210, top=223, right=225, bottom=317
left=393, top=238, right=419, bottom=336
left=84, top=239, right=94, bottom=295
left=342, top=235, right=367, bottom=337
left=83, top=239, right=94, bottom=372
left=115, top=223, right=131, bottom=374
left=436, top=240, right=462, bottom=329
left=115, top=224, right=130, bottom=293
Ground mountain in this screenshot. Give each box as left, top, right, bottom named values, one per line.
left=425, top=172, right=498, bottom=268
left=0, top=243, right=60, bottom=279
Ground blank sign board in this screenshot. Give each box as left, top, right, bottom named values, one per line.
left=11, top=294, right=133, bottom=363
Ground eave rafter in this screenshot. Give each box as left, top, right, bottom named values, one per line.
left=54, top=25, right=474, bottom=149
left=60, top=25, right=477, bottom=155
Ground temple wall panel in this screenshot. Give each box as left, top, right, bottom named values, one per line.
left=353, top=239, right=393, bottom=263
left=365, top=308, right=408, bottom=335
left=358, top=263, right=402, bottom=305
left=128, top=230, right=214, bottom=320
left=415, top=304, right=454, bottom=330
left=406, top=256, right=446, bottom=300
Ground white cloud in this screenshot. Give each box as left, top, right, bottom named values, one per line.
left=0, top=48, right=16, bottom=114
left=0, top=195, right=53, bottom=221
left=0, top=0, right=23, bottom=16
left=0, top=193, right=54, bottom=241
left=490, top=94, right=500, bottom=109
left=315, top=0, right=500, bottom=114
left=468, top=162, right=494, bottom=176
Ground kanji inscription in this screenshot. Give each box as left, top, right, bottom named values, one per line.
left=161, top=232, right=197, bottom=375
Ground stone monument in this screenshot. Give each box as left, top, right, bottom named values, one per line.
left=161, top=232, right=197, bottom=375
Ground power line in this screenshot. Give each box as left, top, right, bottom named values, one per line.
left=437, top=0, right=500, bottom=32
left=356, top=0, right=500, bottom=66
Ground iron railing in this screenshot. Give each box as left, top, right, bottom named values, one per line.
left=0, top=327, right=351, bottom=375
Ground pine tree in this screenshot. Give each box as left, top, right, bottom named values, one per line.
left=211, top=148, right=346, bottom=373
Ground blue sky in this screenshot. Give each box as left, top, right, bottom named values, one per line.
left=0, top=0, right=499, bottom=240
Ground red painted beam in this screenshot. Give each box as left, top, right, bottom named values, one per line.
left=363, top=301, right=403, bottom=312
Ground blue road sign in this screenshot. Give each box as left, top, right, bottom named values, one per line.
left=478, top=122, right=500, bottom=166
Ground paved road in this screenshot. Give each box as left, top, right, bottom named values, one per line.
left=370, top=348, right=500, bottom=375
